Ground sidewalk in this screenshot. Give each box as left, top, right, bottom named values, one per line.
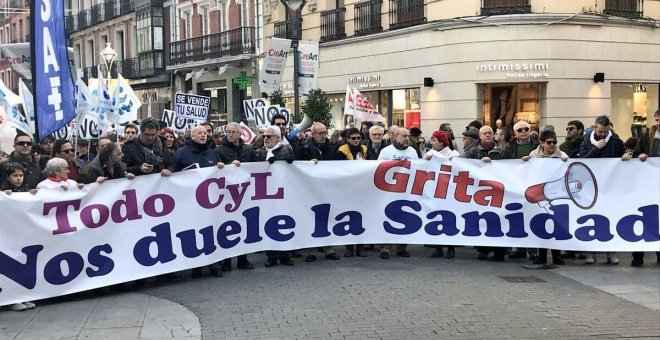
left=0, top=293, right=200, bottom=340
left=0, top=248, right=658, bottom=339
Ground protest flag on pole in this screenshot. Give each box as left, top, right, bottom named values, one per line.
left=18, top=79, right=36, bottom=135
left=30, top=0, right=76, bottom=141
left=113, top=73, right=142, bottom=124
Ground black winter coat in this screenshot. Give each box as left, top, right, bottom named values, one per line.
left=122, top=137, right=174, bottom=175
left=298, top=138, right=336, bottom=161
left=9, top=152, right=42, bottom=189
left=215, top=138, right=253, bottom=163
left=579, top=129, right=625, bottom=158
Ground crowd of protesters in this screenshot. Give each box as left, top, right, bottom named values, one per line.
left=1, top=109, right=659, bottom=312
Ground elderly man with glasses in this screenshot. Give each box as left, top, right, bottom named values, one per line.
left=297, top=122, right=341, bottom=262
left=254, top=125, right=296, bottom=267
left=8, top=133, right=42, bottom=189
left=215, top=122, right=256, bottom=271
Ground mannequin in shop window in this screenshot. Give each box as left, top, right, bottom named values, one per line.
left=493, top=87, right=517, bottom=128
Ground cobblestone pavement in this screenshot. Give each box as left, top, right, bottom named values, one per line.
left=2, top=246, right=659, bottom=339
left=147, top=247, right=659, bottom=340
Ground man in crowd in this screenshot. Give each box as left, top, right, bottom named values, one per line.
left=464, top=125, right=510, bottom=261
left=505, top=120, right=539, bottom=260
left=174, top=125, right=225, bottom=278
left=634, top=109, right=660, bottom=266
left=360, top=121, right=374, bottom=143
left=298, top=122, right=340, bottom=262
left=76, top=139, right=93, bottom=165
left=8, top=133, right=42, bottom=189
left=52, top=138, right=82, bottom=181
left=122, top=117, right=175, bottom=177
left=409, top=127, right=424, bottom=157
left=560, top=120, right=584, bottom=158
left=366, top=125, right=389, bottom=160
left=38, top=136, right=55, bottom=168
left=215, top=122, right=255, bottom=271
left=377, top=127, right=419, bottom=259
left=254, top=125, right=296, bottom=267
left=461, top=127, right=479, bottom=154
left=439, top=123, right=457, bottom=151
left=579, top=115, right=631, bottom=265
left=123, top=123, right=138, bottom=142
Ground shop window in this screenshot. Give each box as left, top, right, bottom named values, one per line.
left=611, top=83, right=659, bottom=142
left=482, top=83, right=540, bottom=130
left=391, top=88, right=419, bottom=128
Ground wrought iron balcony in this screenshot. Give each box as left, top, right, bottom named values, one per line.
left=170, top=27, right=256, bottom=66
left=389, top=0, right=426, bottom=30
left=481, top=0, right=531, bottom=15
left=66, top=0, right=135, bottom=34
left=81, top=52, right=165, bottom=81
left=274, top=19, right=303, bottom=39
left=604, top=0, right=643, bottom=18
left=354, top=0, right=383, bottom=36
left=320, top=8, right=346, bottom=43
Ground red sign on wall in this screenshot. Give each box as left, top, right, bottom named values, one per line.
left=405, top=110, right=421, bottom=129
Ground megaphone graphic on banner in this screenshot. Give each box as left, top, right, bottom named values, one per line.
left=524, top=162, right=598, bottom=209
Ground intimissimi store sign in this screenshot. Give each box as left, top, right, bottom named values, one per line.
left=477, top=63, right=549, bottom=79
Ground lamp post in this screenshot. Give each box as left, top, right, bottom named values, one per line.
left=280, top=0, right=306, bottom=121
left=100, top=42, right=117, bottom=85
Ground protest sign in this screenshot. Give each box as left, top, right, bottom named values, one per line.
left=162, top=109, right=199, bottom=133
left=175, top=93, right=210, bottom=121
left=259, top=38, right=291, bottom=95
left=243, top=98, right=290, bottom=128
left=298, top=41, right=319, bottom=95
left=239, top=121, right=256, bottom=144
left=0, top=158, right=658, bottom=305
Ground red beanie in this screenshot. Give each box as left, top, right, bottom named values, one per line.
left=432, top=130, right=449, bottom=146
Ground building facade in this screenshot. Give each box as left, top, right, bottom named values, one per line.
left=166, top=0, right=259, bottom=125
left=66, top=0, right=170, bottom=119
left=261, top=0, right=660, bottom=143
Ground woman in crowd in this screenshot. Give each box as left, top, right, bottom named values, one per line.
left=337, top=127, right=368, bottom=257
left=37, top=158, right=85, bottom=190
left=523, top=129, right=567, bottom=265
left=79, top=143, right=135, bottom=184
left=1, top=162, right=37, bottom=311
left=424, top=130, right=460, bottom=258
left=160, top=128, right=180, bottom=157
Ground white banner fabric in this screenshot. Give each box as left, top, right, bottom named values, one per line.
left=259, top=38, right=291, bottom=94
left=297, top=41, right=319, bottom=95
left=0, top=158, right=658, bottom=305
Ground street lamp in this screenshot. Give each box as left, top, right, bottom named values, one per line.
left=280, top=0, right=307, bottom=121
left=100, top=42, right=117, bottom=85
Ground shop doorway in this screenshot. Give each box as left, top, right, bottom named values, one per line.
left=482, top=83, right=541, bottom=130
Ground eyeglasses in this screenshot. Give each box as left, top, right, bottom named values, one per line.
left=516, top=127, right=530, bottom=133
left=263, top=135, right=273, bottom=139
left=60, top=148, right=74, bottom=154
left=545, top=140, right=557, bottom=145
left=316, top=131, right=328, bottom=135
left=15, top=141, right=32, bottom=147
left=274, top=123, right=286, bottom=127
left=370, top=133, right=383, bottom=136
left=566, top=127, right=576, bottom=131
left=226, top=130, right=239, bottom=135
left=349, top=136, right=361, bottom=141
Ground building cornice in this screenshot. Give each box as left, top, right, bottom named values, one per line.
left=320, top=13, right=659, bottom=48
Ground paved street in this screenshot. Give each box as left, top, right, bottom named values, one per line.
left=1, top=246, right=659, bottom=339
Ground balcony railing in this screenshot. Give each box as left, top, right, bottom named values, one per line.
left=354, top=0, right=383, bottom=36
left=481, top=0, right=531, bottom=15
left=274, top=19, right=303, bottom=39
left=320, top=8, right=346, bottom=43
left=389, top=0, right=426, bottom=30
left=66, top=0, right=135, bottom=34
left=81, top=52, right=165, bottom=81
left=170, top=27, right=256, bottom=66
left=604, top=0, right=643, bottom=18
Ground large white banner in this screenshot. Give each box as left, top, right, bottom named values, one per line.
left=0, top=158, right=658, bottom=305
left=259, top=38, right=291, bottom=94
left=298, top=41, right=319, bottom=95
